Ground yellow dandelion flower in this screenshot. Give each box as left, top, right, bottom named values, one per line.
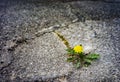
left=73, top=45, right=83, bottom=53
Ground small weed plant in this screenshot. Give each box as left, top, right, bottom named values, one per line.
left=54, top=31, right=100, bottom=69
left=66, top=45, right=99, bottom=68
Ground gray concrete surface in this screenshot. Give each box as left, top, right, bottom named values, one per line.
left=0, top=0, right=120, bottom=82
left=58, top=20, right=120, bottom=82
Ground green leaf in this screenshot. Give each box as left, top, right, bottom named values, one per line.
left=74, top=61, right=81, bottom=68
left=66, top=48, right=75, bottom=54
left=66, top=48, right=72, bottom=52
left=84, top=59, right=92, bottom=64
left=84, top=59, right=92, bottom=66
left=86, top=54, right=100, bottom=60
left=79, top=52, right=85, bottom=58
left=67, top=57, right=74, bottom=62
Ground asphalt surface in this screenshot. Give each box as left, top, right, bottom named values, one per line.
left=0, top=0, right=120, bottom=82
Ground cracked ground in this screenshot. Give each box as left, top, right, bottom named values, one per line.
left=0, top=0, right=120, bottom=82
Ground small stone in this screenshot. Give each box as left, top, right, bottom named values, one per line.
left=72, top=18, right=79, bottom=23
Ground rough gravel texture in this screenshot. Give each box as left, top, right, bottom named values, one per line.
left=58, top=20, right=120, bottom=82
left=0, top=0, right=120, bottom=82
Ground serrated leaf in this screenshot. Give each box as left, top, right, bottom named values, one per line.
left=86, top=54, right=100, bottom=60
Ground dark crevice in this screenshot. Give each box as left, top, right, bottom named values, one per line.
left=0, top=61, right=4, bottom=64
